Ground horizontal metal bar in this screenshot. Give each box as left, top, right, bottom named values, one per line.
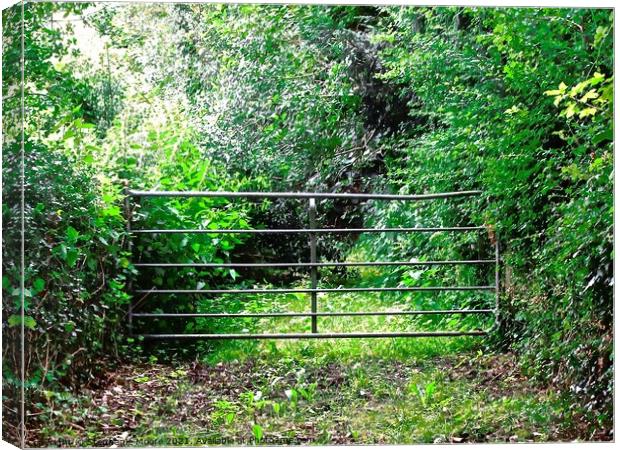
left=133, top=260, right=496, bottom=268
left=140, top=330, right=488, bottom=340
left=131, top=226, right=484, bottom=234
left=135, top=286, right=496, bottom=294
left=132, top=309, right=494, bottom=318
left=128, top=190, right=483, bottom=201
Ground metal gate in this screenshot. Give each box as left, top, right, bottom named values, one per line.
left=124, top=189, right=499, bottom=339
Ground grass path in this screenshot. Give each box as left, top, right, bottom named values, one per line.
left=30, top=287, right=594, bottom=446
left=34, top=339, right=585, bottom=447
left=30, top=291, right=595, bottom=446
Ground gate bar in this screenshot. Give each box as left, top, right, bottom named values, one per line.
left=495, top=238, right=500, bottom=321
left=126, top=188, right=497, bottom=340
left=128, top=190, right=482, bottom=200
left=140, top=330, right=488, bottom=339
left=130, top=226, right=485, bottom=234
left=135, top=286, right=496, bottom=294
left=124, top=183, right=133, bottom=336
left=132, top=260, right=495, bottom=268
left=309, top=197, right=318, bottom=333
left=132, top=309, right=494, bottom=318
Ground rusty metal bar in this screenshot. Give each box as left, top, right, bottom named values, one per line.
left=140, top=330, right=488, bottom=340
left=130, top=226, right=485, bottom=234
left=128, top=190, right=482, bottom=201
left=135, top=286, right=496, bottom=294
left=132, top=260, right=495, bottom=268
left=132, top=309, right=494, bottom=318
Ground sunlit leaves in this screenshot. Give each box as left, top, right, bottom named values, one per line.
left=8, top=315, right=37, bottom=330
left=545, top=73, right=612, bottom=121
left=364, top=6, right=613, bottom=419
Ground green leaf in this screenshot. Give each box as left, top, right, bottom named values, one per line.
left=33, top=278, right=45, bottom=294
left=65, top=249, right=79, bottom=267
left=252, top=424, right=263, bottom=442
left=592, top=128, right=613, bottom=145
left=66, top=226, right=80, bottom=243
left=544, top=82, right=566, bottom=96
left=77, top=122, right=96, bottom=129
left=8, top=315, right=37, bottom=330
left=87, top=257, right=97, bottom=270
left=578, top=107, right=597, bottom=119
left=570, top=80, right=590, bottom=97
left=564, top=102, right=576, bottom=118
left=590, top=72, right=606, bottom=86
left=579, top=89, right=599, bottom=103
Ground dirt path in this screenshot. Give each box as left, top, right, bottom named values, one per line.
left=31, top=351, right=595, bottom=446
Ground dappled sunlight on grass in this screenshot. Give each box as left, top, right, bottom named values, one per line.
left=193, top=290, right=490, bottom=365
left=202, top=335, right=482, bottom=366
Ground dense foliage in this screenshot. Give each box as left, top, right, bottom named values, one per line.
left=367, top=7, right=614, bottom=422
left=2, top=3, right=129, bottom=444
left=2, top=3, right=613, bottom=444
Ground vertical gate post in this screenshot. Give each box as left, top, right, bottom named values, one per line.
left=124, top=182, right=133, bottom=336
left=309, top=198, right=318, bottom=333
left=494, top=237, right=500, bottom=324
